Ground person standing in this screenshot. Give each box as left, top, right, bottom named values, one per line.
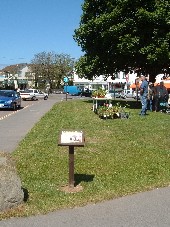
left=154, top=81, right=168, bottom=111
left=139, top=76, right=148, bottom=115
left=147, top=83, right=154, bottom=111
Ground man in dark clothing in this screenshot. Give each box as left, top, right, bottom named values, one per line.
left=139, top=76, right=148, bottom=115
left=154, top=81, right=168, bottom=112
left=147, top=83, right=154, bottom=111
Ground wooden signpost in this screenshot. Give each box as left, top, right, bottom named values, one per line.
left=58, top=130, right=85, bottom=192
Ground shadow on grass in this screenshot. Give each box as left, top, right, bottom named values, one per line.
left=74, top=173, right=95, bottom=186
left=83, top=98, right=141, bottom=109
left=21, top=187, right=29, bottom=202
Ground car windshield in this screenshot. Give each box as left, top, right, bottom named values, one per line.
left=109, top=90, right=121, bottom=93
left=20, top=89, right=31, bottom=93
left=0, top=91, right=15, bottom=97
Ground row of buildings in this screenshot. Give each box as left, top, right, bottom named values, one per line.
left=0, top=64, right=33, bottom=90
left=0, top=63, right=170, bottom=92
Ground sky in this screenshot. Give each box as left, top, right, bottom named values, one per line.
left=0, top=0, right=84, bottom=69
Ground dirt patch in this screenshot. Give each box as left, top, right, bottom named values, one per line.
left=60, top=184, right=83, bottom=193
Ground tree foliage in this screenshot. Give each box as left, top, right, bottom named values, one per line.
left=74, top=0, right=170, bottom=81
left=31, top=52, right=75, bottom=88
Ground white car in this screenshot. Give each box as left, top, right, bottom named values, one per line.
left=20, top=89, right=48, bottom=101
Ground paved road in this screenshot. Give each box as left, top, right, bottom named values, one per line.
left=0, top=99, right=35, bottom=119
left=0, top=94, right=65, bottom=153
left=0, top=94, right=170, bottom=226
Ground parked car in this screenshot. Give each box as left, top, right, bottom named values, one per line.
left=53, top=89, right=63, bottom=94
left=80, top=88, right=93, bottom=97
left=20, top=89, right=48, bottom=101
left=133, top=91, right=140, bottom=99
left=106, top=89, right=126, bottom=99
left=0, top=90, right=21, bottom=110
left=124, top=90, right=136, bottom=99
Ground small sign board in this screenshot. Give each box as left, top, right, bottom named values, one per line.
left=58, top=130, right=85, bottom=147
left=63, top=77, right=69, bottom=83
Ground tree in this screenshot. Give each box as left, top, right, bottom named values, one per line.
left=54, top=53, right=75, bottom=87
left=31, top=52, right=75, bottom=89
left=74, top=0, right=170, bottom=81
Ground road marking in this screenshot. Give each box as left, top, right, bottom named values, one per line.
left=0, top=104, right=34, bottom=121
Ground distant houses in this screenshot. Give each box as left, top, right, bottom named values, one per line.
left=0, top=64, right=34, bottom=90
left=0, top=63, right=169, bottom=91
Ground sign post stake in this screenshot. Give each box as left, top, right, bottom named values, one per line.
left=58, top=130, right=85, bottom=192
left=69, top=146, right=75, bottom=188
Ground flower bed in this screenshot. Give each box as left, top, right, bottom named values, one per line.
left=92, top=88, right=107, bottom=98
left=96, top=103, right=130, bottom=119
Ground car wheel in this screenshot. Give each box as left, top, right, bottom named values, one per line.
left=44, top=96, right=48, bottom=100
left=32, top=96, right=37, bottom=101
left=13, top=103, right=17, bottom=111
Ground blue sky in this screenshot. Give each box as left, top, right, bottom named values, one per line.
left=0, top=0, right=84, bottom=69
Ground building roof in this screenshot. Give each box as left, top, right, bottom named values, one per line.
left=0, top=63, right=29, bottom=74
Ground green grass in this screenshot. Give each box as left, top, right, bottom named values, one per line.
left=1, top=99, right=170, bottom=219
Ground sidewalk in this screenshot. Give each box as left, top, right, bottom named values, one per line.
left=0, top=186, right=170, bottom=227
left=0, top=95, right=170, bottom=227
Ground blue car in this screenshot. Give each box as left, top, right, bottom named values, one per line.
left=0, top=90, right=21, bottom=110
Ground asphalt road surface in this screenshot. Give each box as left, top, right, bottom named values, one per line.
left=0, top=94, right=66, bottom=153
left=0, top=94, right=169, bottom=227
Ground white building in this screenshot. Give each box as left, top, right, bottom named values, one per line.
left=0, top=64, right=34, bottom=89
left=72, top=71, right=138, bottom=92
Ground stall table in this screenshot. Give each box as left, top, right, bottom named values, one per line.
left=92, top=97, right=113, bottom=112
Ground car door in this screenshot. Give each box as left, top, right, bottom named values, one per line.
left=15, top=92, right=21, bottom=106
left=14, top=92, right=19, bottom=103
left=36, top=90, right=44, bottom=99
left=126, top=90, right=131, bottom=98
left=33, top=89, right=40, bottom=99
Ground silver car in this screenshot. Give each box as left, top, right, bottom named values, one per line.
left=133, top=91, right=140, bottom=99
left=124, top=90, right=136, bottom=99
left=107, top=89, right=126, bottom=99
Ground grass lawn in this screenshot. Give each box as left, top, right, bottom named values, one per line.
left=1, top=98, right=170, bottom=219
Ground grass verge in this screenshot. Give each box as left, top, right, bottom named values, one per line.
left=0, top=99, right=170, bottom=219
